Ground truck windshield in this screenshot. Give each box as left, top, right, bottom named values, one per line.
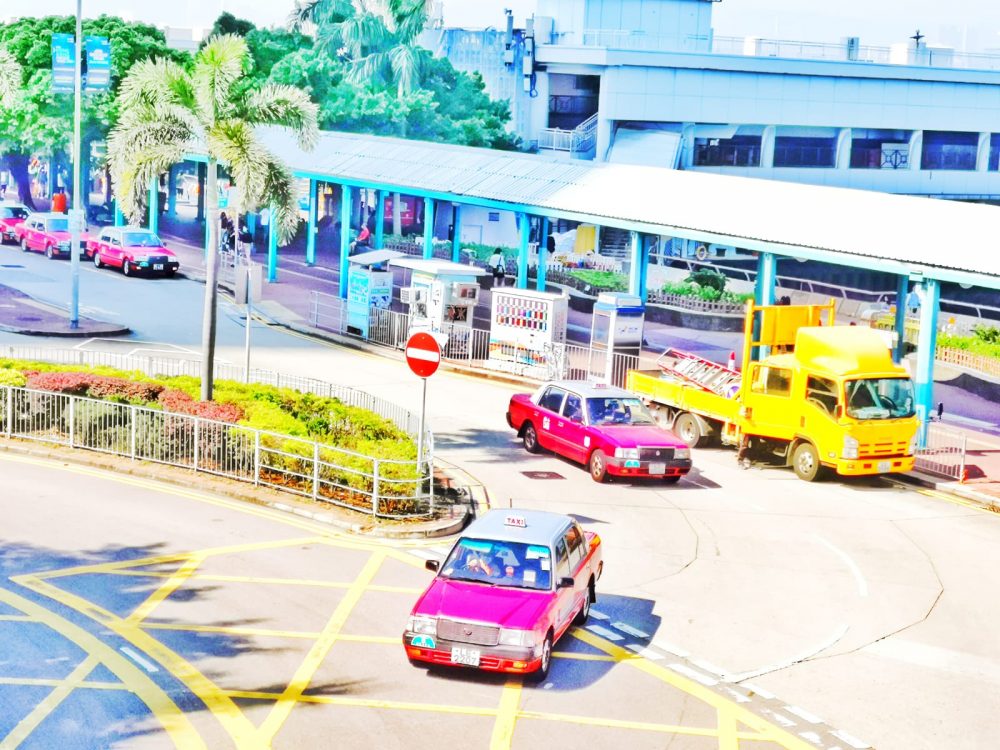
left=845, top=378, right=915, bottom=420
left=440, top=538, right=553, bottom=591
left=587, top=397, right=657, bottom=426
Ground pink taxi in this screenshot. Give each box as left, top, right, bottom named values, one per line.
left=507, top=380, right=693, bottom=483
left=404, top=509, right=603, bottom=680
left=0, top=203, right=29, bottom=244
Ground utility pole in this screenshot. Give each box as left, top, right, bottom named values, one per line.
left=69, top=0, right=84, bottom=329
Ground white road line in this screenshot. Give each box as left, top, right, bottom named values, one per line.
left=589, top=609, right=609, bottom=621
left=813, top=535, right=869, bottom=597
left=761, top=708, right=796, bottom=728
left=625, top=644, right=663, bottom=660
left=726, top=623, right=849, bottom=683
left=120, top=646, right=159, bottom=673
left=668, top=663, right=718, bottom=687
left=740, top=682, right=775, bottom=699
left=652, top=638, right=689, bottom=658
left=689, top=658, right=727, bottom=676
left=611, top=621, right=649, bottom=639
left=586, top=624, right=623, bottom=641
left=785, top=705, right=824, bottom=724
left=722, top=687, right=751, bottom=703
left=831, top=730, right=871, bottom=749
left=798, top=730, right=823, bottom=745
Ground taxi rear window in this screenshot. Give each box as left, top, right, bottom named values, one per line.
left=440, top=538, right=553, bottom=591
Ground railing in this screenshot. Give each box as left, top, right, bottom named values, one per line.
left=538, top=113, right=599, bottom=157
left=935, top=348, right=1000, bottom=379
left=574, top=29, right=711, bottom=53
left=537, top=128, right=575, bottom=152
left=0, top=385, right=434, bottom=519
left=915, top=423, right=968, bottom=481
left=646, top=290, right=746, bottom=314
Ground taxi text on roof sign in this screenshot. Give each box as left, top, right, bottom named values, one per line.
left=504, top=515, right=527, bottom=527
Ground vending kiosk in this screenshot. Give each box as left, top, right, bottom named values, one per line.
left=346, top=249, right=403, bottom=339
left=487, top=288, right=569, bottom=379
left=590, top=292, right=645, bottom=384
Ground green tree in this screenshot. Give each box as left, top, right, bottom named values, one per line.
left=0, top=47, right=20, bottom=105
left=108, top=34, right=318, bottom=400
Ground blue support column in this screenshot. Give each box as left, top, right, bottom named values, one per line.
left=628, top=231, right=649, bottom=302
left=754, top=251, right=777, bottom=306
left=339, top=185, right=352, bottom=299
left=423, top=197, right=434, bottom=259
left=894, top=274, right=909, bottom=364
left=536, top=216, right=549, bottom=292
left=914, top=279, right=940, bottom=447
left=167, top=166, right=177, bottom=216
left=267, top=207, right=278, bottom=282
left=113, top=202, right=124, bottom=227
left=517, top=212, right=529, bottom=289
left=147, top=175, right=158, bottom=234
left=375, top=190, right=386, bottom=250
left=451, top=203, right=463, bottom=263
left=305, top=179, right=318, bottom=266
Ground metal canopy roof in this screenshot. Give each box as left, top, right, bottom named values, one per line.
left=256, top=127, right=1000, bottom=290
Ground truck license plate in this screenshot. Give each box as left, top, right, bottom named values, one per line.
left=649, top=462, right=666, bottom=475
left=877, top=460, right=891, bottom=473
left=153, top=264, right=164, bottom=270
left=451, top=647, right=481, bottom=667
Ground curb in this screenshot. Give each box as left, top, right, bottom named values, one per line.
left=0, top=322, right=132, bottom=338
left=898, top=470, right=1000, bottom=513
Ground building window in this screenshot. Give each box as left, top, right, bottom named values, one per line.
left=921, top=130, right=978, bottom=171
left=694, top=135, right=761, bottom=167
left=851, top=139, right=910, bottom=169
left=773, top=136, right=836, bottom=168
left=989, top=134, right=1000, bottom=171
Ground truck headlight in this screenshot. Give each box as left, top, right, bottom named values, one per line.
left=498, top=629, right=535, bottom=648
left=842, top=435, right=859, bottom=460
left=406, top=616, right=437, bottom=635
left=674, top=447, right=691, bottom=460
left=614, top=447, right=639, bottom=459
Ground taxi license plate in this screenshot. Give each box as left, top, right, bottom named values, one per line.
left=451, top=647, right=481, bottom=667
left=877, top=460, right=891, bottom=473
left=153, top=264, right=164, bottom=270
left=648, top=462, right=666, bottom=475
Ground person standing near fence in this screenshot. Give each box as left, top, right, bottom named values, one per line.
left=489, top=248, right=506, bottom=287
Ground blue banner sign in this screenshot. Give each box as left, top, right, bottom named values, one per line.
left=51, top=33, right=76, bottom=94
left=85, top=37, right=111, bottom=92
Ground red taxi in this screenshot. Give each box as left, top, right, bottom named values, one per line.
left=404, top=509, right=603, bottom=681
left=0, top=203, right=29, bottom=244
left=507, top=380, right=693, bottom=483
left=87, top=227, right=180, bottom=277
left=15, top=212, right=88, bottom=259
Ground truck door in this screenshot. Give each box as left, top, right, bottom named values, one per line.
left=742, top=364, right=796, bottom=439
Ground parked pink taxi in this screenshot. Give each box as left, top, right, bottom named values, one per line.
left=507, top=380, right=693, bottom=483
left=0, top=203, right=29, bottom=244
left=404, top=509, right=603, bottom=680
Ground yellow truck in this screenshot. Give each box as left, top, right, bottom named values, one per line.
left=626, top=300, right=919, bottom=481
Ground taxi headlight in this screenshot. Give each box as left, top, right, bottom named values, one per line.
left=674, top=447, right=691, bottom=460
left=498, top=629, right=535, bottom=648
left=406, top=615, right=437, bottom=635
left=842, top=435, right=859, bottom=460
left=614, top=447, right=639, bottom=460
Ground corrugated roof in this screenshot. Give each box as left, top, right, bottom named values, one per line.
left=255, top=127, right=1000, bottom=288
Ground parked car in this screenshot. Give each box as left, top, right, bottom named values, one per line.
left=87, top=227, right=180, bottom=277
left=404, top=509, right=603, bottom=681
left=0, top=203, right=29, bottom=244
left=15, top=212, right=88, bottom=259
left=506, top=380, right=693, bottom=483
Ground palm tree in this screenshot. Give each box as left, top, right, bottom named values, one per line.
left=108, top=34, right=318, bottom=400
left=0, top=47, right=21, bottom=106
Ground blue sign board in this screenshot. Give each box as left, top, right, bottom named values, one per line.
left=51, top=33, right=76, bottom=94
left=85, top=37, right=111, bottom=92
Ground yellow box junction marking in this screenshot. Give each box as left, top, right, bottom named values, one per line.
left=489, top=677, right=523, bottom=750
left=126, top=556, right=205, bottom=625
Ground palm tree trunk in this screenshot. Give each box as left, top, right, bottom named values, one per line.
left=200, top=157, right=220, bottom=402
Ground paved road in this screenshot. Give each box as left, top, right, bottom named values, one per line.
left=2, top=247, right=1000, bottom=748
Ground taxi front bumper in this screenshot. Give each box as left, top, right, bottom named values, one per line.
left=403, top=633, right=542, bottom=674
left=606, top=457, right=692, bottom=478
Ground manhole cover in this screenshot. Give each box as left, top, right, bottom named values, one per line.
left=521, top=471, right=566, bottom=480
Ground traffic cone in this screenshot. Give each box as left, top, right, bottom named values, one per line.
left=727, top=351, right=737, bottom=371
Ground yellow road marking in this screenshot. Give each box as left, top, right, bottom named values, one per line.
left=126, top=556, right=204, bottom=624
left=551, top=651, right=616, bottom=662
left=0, top=615, right=33, bottom=622
left=489, top=678, right=523, bottom=750
left=142, top=622, right=322, bottom=639
left=104, top=570, right=421, bottom=594
left=517, top=709, right=725, bottom=738
left=0, top=586, right=204, bottom=749
left=718, top=705, right=740, bottom=750
left=0, top=676, right=127, bottom=691
left=571, top=628, right=817, bottom=750
left=0, top=656, right=99, bottom=750
left=257, top=551, right=387, bottom=743
left=224, top=689, right=499, bottom=717
left=887, top=479, right=998, bottom=515
left=14, top=575, right=264, bottom=750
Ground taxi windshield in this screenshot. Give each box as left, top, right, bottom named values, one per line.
left=123, top=231, right=162, bottom=247
left=45, top=219, right=69, bottom=232
left=0, top=207, right=27, bottom=219
left=440, top=537, right=553, bottom=591
left=586, top=396, right=656, bottom=426
left=845, top=378, right=915, bottom=420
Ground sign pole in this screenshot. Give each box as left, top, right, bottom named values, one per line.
left=416, top=376, right=427, bottom=467
left=69, top=0, right=83, bottom=329
left=244, top=266, right=252, bottom=384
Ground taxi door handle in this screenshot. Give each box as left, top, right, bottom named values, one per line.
left=557, top=421, right=565, bottom=428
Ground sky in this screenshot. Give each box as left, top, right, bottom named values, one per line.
left=1, top=0, right=996, bottom=52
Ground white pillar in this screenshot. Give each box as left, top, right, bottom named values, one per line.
left=908, top=130, right=923, bottom=170
left=835, top=128, right=852, bottom=170
left=680, top=122, right=696, bottom=169
left=760, top=125, right=776, bottom=168
left=977, top=132, right=990, bottom=172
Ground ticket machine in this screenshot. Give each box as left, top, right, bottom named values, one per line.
left=590, top=292, right=645, bottom=384
left=346, top=249, right=404, bottom=339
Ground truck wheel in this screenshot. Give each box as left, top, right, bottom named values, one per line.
left=792, top=442, right=822, bottom=481
left=673, top=413, right=705, bottom=448
left=589, top=450, right=608, bottom=483
left=522, top=422, right=542, bottom=454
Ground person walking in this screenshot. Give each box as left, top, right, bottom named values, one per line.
left=489, top=247, right=506, bottom=287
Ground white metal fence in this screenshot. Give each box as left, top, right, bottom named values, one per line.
left=915, top=423, right=969, bottom=482
left=0, top=385, right=434, bottom=518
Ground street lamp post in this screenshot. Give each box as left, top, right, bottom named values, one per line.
left=69, top=0, right=84, bottom=329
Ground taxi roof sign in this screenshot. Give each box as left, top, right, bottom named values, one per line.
left=504, top=515, right=527, bottom=528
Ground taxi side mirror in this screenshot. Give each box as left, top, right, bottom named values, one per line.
left=425, top=559, right=440, bottom=573
left=557, top=577, right=575, bottom=589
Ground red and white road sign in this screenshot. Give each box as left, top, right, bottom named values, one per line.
left=405, top=332, right=441, bottom=379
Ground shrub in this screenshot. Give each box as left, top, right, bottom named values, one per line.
left=566, top=269, right=628, bottom=292
left=0, top=370, right=26, bottom=387
left=973, top=324, right=1000, bottom=345
left=158, top=389, right=245, bottom=424
left=24, top=372, right=164, bottom=403
left=686, top=268, right=727, bottom=293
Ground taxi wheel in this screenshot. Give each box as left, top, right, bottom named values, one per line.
left=45, top=245, right=54, bottom=260
left=20, top=239, right=28, bottom=252
left=93, top=253, right=102, bottom=269
left=522, top=422, right=542, bottom=454
left=122, top=260, right=132, bottom=277
left=530, top=633, right=553, bottom=683
left=588, top=450, right=608, bottom=483
left=574, top=579, right=593, bottom=625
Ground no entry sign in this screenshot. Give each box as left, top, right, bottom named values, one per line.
left=405, top=332, right=441, bottom=379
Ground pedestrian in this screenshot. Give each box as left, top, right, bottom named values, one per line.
left=238, top=220, right=253, bottom=256
left=219, top=212, right=233, bottom=254
left=351, top=223, right=371, bottom=253
left=489, top=248, right=506, bottom=287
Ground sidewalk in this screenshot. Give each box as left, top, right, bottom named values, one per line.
left=0, top=283, right=130, bottom=337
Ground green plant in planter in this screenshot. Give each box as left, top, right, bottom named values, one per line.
left=686, top=268, right=728, bottom=294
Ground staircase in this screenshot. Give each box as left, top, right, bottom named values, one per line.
left=599, top=226, right=631, bottom=259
